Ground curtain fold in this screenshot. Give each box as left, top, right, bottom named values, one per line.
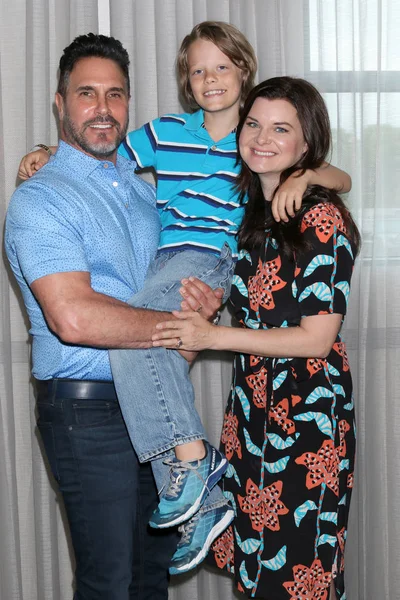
left=0, top=1, right=398, bottom=598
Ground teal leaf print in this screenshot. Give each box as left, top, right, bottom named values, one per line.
left=226, top=463, right=241, bottom=486
left=337, top=234, right=354, bottom=258
left=292, top=279, right=298, bottom=298
left=320, top=512, right=338, bottom=524
left=240, top=354, right=245, bottom=371
left=260, top=545, right=287, bottom=571
left=232, top=274, right=249, bottom=298
left=339, top=493, right=347, bottom=506
left=327, top=363, right=340, bottom=376
left=305, top=386, right=335, bottom=404
left=235, top=386, right=250, bottom=421
left=276, top=358, right=289, bottom=365
left=239, top=561, right=255, bottom=589
left=298, top=282, right=332, bottom=303
left=333, top=384, right=345, bottom=397
left=223, top=491, right=237, bottom=515
left=317, top=534, right=337, bottom=547
left=267, top=432, right=299, bottom=450
left=273, top=370, right=288, bottom=390
left=263, top=456, right=290, bottom=473
left=234, top=527, right=261, bottom=554
left=303, top=254, right=334, bottom=277
left=335, top=281, right=350, bottom=304
left=344, top=393, right=354, bottom=410
left=339, top=459, right=350, bottom=471
left=238, top=249, right=252, bottom=263
left=294, top=412, right=333, bottom=438
left=294, top=500, right=317, bottom=527
left=243, top=428, right=263, bottom=456
left=245, top=317, right=262, bottom=330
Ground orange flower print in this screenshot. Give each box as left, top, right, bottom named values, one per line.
left=300, top=202, right=347, bottom=244
left=333, top=342, right=349, bottom=371
left=246, top=366, right=267, bottom=408
left=212, top=525, right=234, bottom=569
left=248, top=256, right=286, bottom=312
left=269, top=398, right=296, bottom=435
left=283, top=558, right=332, bottom=599
left=337, top=527, right=346, bottom=573
left=238, top=479, right=289, bottom=532
left=221, top=411, right=242, bottom=460
left=295, top=439, right=339, bottom=495
left=338, top=419, right=351, bottom=458
left=306, top=358, right=324, bottom=377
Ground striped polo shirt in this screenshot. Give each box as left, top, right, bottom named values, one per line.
left=119, top=109, right=245, bottom=258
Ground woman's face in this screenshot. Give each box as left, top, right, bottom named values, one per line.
left=239, top=97, right=308, bottom=185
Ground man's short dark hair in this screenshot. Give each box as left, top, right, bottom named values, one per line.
left=57, top=33, right=130, bottom=97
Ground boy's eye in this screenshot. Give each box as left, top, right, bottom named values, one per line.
left=217, top=65, right=228, bottom=71
left=191, top=69, right=203, bottom=76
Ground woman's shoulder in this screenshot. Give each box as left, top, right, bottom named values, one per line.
left=300, top=199, right=348, bottom=240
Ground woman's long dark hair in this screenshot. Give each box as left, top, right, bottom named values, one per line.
left=236, top=77, right=361, bottom=257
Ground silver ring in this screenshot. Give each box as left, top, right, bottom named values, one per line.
left=176, top=338, right=183, bottom=348
left=195, top=305, right=203, bottom=313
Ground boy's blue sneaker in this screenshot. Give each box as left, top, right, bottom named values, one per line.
left=149, top=442, right=228, bottom=529
left=169, top=503, right=234, bottom=575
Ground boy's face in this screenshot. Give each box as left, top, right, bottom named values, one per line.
left=187, top=38, right=243, bottom=117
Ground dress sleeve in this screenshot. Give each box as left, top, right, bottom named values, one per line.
left=294, top=202, right=355, bottom=318
left=117, top=118, right=159, bottom=169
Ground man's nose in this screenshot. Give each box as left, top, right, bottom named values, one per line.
left=95, top=96, right=111, bottom=115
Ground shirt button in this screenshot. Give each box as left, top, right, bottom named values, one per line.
left=211, top=145, right=217, bottom=151
left=125, top=203, right=129, bottom=208
left=103, top=163, right=108, bottom=169
left=112, top=181, right=118, bottom=187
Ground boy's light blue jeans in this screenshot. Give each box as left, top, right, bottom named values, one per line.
left=109, top=243, right=234, bottom=508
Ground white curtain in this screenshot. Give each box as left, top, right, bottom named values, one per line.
left=1, top=1, right=399, bottom=599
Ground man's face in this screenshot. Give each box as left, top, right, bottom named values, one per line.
left=55, top=56, right=130, bottom=161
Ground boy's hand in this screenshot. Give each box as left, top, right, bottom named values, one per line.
left=179, top=277, right=223, bottom=321
left=18, top=149, right=50, bottom=180
left=272, top=170, right=310, bottom=222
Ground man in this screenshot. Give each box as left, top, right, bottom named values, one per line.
left=5, top=34, right=220, bottom=599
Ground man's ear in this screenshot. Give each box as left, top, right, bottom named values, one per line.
left=55, top=93, right=64, bottom=121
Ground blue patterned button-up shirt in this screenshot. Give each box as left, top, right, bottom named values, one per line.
left=5, top=141, right=160, bottom=380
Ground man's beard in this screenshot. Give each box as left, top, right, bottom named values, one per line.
left=62, top=112, right=128, bottom=159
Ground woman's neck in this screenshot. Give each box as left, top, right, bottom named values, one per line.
left=259, top=174, right=280, bottom=202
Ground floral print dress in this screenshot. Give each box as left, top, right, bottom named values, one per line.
left=210, top=203, right=356, bottom=600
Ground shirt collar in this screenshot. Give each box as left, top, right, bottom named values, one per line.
left=183, top=110, right=237, bottom=141
left=56, top=141, right=123, bottom=179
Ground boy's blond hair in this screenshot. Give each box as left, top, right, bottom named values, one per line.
left=176, top=21, right=257, bottom=112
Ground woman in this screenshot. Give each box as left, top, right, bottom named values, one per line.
left=153, top=76, right=360, bottom=599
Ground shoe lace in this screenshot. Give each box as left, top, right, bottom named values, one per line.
left=162, top=457, right=209, bottom=499
left=178, top=511, right=201, bottom=544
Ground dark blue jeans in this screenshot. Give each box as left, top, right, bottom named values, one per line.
left=36, top=384, right=178, bottom=599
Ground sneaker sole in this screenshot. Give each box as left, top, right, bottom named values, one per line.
left=169, top=507, right=234, bottom=575
left=151, top=457, right=228, bottom=529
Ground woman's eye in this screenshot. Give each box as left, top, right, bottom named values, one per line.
left=246, top=121, right=258, bottom=128
left=276, top=127, right=288, bottom=133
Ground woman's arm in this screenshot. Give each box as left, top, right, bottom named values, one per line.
left=272, top=162, right=351, bottom=222
left=152, top=311, right=342, bottom=359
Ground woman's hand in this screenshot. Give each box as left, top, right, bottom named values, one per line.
left=152, top=310, right=217, bottom=351
left=271, top=170, right=310, bottom=222
left=18, top=148, right=51, bottom=180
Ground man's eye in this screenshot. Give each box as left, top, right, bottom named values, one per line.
left=109, top=93, right=122, bottom=98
